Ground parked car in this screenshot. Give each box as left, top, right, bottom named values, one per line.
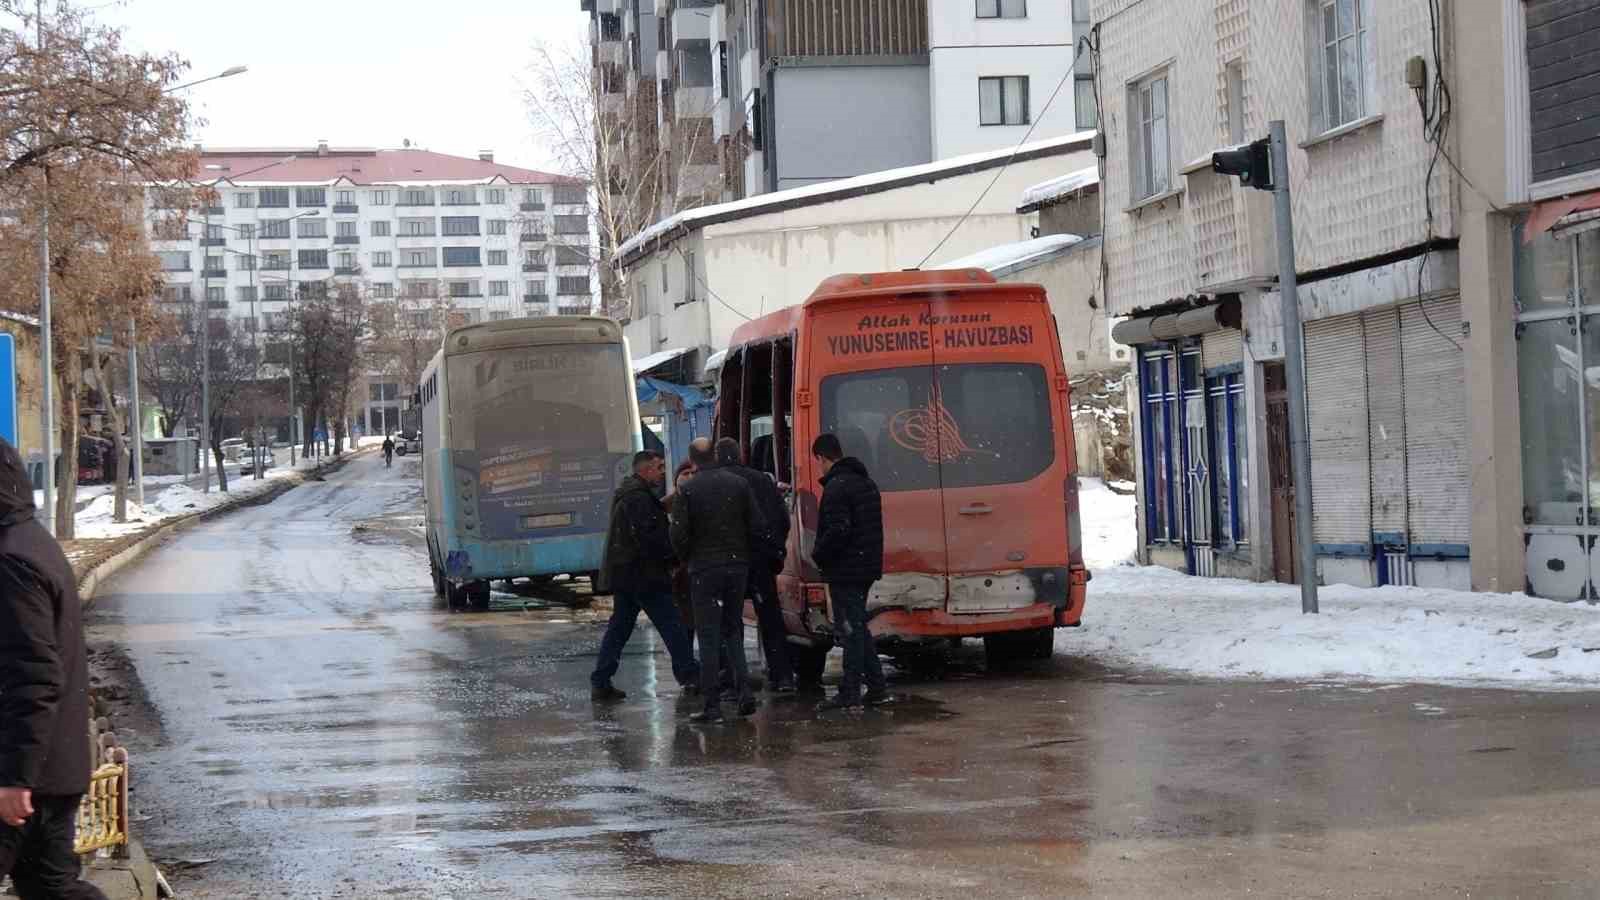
left=219, top=437, right=246, bottom=462
left=395, top=432, right=422, bottom=456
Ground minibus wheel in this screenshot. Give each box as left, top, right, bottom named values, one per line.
left=467, top=580, right=491, bottom=611
left=446, top=580, right=469, bottom=611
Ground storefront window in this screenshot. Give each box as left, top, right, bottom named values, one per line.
left=1516, top=226, right=1574, bottom=313
left=1518, top=318, right=1584, bottom=525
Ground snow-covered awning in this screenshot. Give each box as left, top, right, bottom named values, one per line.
left=941, top=234, right=1087, bottom=277
left=703, top=348, right=728, bottom=375
left=630, top=346, right=692, bottom=375
left=1017, top=165, right=1100, bottom=213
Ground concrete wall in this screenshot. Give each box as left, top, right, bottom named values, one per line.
left=991, top=240, right=1126, bottom=373
left=771, top=64, right=932, bottom=191
left=929, top=0, right=1078, bottom=159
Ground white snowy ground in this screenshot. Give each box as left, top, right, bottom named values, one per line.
left=1071, top=477, right=1600, bottom=691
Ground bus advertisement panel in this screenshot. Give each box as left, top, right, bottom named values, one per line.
left=446, top=343, right=634, bottom=541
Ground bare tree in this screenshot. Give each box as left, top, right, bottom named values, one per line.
left=288, top=279, right=369, bottom=459
left=525, top=38, right=720, bottom=320
left=139, top=308, right=200, bottom=439
left=367, top=290, right=453, bottom=428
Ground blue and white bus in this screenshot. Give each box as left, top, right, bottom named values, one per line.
left=418, top=316, right=641, bottom=610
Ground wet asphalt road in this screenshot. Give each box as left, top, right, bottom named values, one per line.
left=87, top=456, right=1600, bottom=898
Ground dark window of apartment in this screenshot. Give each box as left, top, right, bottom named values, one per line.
left=601, top=12, right=621, bottom=40
left=557, top=276, right=590, bottom=295
left=719, top=42, right=729, bottom=98
left=401, top=189, right=434, bottom=206
left=295, top=187, right=326, bottom=207
left=263, top=284, right=289, bottom=301
left=298, top=249, right=329, bottom=269
left=554, top=215, right=588, bottom=234
left=977, top=0, right=1027, bottom=17
left=555, top=245, right=590, bottom=266
left=258, top=188, right=289, bottom=208
left=441, top=216, right=480, bottom=236
left=979, top=75, right=1030, bottom=125
left=261, top=218, right=289, bottom=238
left=443, top=246, right=482, bottom=267
left=554, top=185, right=587, bottom=205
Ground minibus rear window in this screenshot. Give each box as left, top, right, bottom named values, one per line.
left=819, top=363, right=1054, bottom=492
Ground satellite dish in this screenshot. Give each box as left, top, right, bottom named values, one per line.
left=403, top=138, right=411, bottom=148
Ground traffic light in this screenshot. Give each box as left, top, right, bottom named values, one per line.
left=1212, top=137, right=1273, bottom=191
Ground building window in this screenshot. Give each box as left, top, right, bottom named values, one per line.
left=297, top=218, right=327, bottom=238
left=262, top=251, right=289, bottom=269
left=441, top=216, right=480, bottom=236
left=203, top=255, right=224, bottom=273
left=444, top=189, right=476, bottom=206
left=1207, top=372, right=1248, bottom=545
left=336, top=190, right=355, bottom=205
left=261, top=219, right=289, bottom=239
left=1129, top=70, right=1171, bottom=201
left=371, top=282, right=394, bottom=298
left=1310, top=0, right=1370, bottom=133
left=555, top=245, right=590, bottom=266
left=403, top=280, right=436, bottom=299
left=336, top=251, right=356, bottom=270
left=486, top=188, right=505, bottom=204
left=523, top=187, right=543, bottom=205
left=554, top=215, right=587, bottom=234
left=487, top=250, right=508, bottom=266
left=401, top=188, right=434, bottom=206
left=205, top=285, right=225, bottom=303
left=558, top=276, right=590, bottom=295
left=158, top=250, right=189, bottom=271
left=489, top=280, right=509, bottom=296
left=1140, top=349, right=1177, bottom=542
left=488, top=219, right=507, bottom=235
left=295, top=187, right=326, bottom=207
left=336, top=220, right=357, bottom=238
left=684, top=250, right=697, bottom=302
left=263, top=283, right=289, bottom=301
left=298, top=249, right=329, bottom=269
left=447, top=281, right=476, bottom=297
left=979, top=76, right=1029, bottom=126
left=234, top=192, right=255, bottom=208
left=372, top=251, right=392, bottom=267
left=403, top=249, right=436, bottom=267
left=258, top=188, right=289, bottom=208
left=1074, top=77, right=1097, bottom=130
left=161, top=285, right=190, bottom=303
left=400, top=217, right=435, bottom=237
left=237, top=286, right=257, bottom=303
left=554, top=185, right=587, bottom=205
left=236, top=223, right=256, bottom=240
left=976, top=0, right=1026, bottom=18
left=443, top=246, right=481, bottom=267
left=371, top=190, right=390, bottom=205
left=235, top=254, right=256, bottom=271
left=371, top=220, right=390, bottom=237
left=489, top=310, right=511, bottom=321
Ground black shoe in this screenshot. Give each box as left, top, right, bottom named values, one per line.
left=863, top=690, right=895, bottom=707
left=816, top=694, right=861, bottom=713
left=591, top=685, right=627, bottom=702
left=689, top=709, right=724, bottom=724
left=737, top=698, right=759, bottom=717
left=772, top=682, right=798, bottom=696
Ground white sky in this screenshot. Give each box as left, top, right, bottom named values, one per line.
left=97, top=0, right=589, bottom=173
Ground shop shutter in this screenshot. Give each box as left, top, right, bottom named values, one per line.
left=1362, top=307, right=1407, bottom=536
left=1304, top=313, right=1371, bottom=545
left=1401, top=296, right=1469, bottom=544
left=1202, top=328, right=1243, bottom=368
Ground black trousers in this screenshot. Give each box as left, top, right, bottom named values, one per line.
left=692, top=564, right=753, bottom=712
left=749, top=564, right=793, bottom=687
left=830, top=580, right=886, bottom=701
left=0, top=793, right=109, bottom=900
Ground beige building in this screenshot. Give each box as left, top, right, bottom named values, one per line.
left=0, top=311, right=47, bottom=468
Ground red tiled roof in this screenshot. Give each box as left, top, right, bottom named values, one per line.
left=192, top=148, right=583, bottom=186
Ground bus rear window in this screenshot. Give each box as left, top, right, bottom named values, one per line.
left=819, top=363, right=1054, bottom=492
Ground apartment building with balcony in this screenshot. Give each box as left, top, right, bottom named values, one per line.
left=584, top=0, right=1087, bottom=211
left=145, top=144, right=592, bottom=435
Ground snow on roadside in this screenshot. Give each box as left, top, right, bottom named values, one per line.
left=1070, top=477, right=1600, bottom=691
left=73, top=464, right=304, bottom=539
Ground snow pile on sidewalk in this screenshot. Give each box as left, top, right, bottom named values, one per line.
left=73, top=465, right=304, bottom=539
left=1071, top=477, right=1600, bottom=690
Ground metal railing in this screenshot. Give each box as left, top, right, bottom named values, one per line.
left=76, top=720, right=129, bottom=857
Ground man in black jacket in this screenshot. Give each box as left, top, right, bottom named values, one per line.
left=591, top=450, right=699, bottom=702
left=0, top=437, right=109, bottom=899
left=669, top=438, right=763, bottom=722
left=715, top=437, right=794, bottom=694
left=811, top=433, right=893, bottom=712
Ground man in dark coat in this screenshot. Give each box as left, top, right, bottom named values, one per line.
left=591, top=450, right=699, bottom=702
left=715, top=437, right=794, bottom=694
left=0, top=437, right=109, bottom=899
left=669, top=438, right=764, bottom=723
left=811, top=433, right=893, bottom=712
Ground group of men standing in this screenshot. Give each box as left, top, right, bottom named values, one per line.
left=593, top=432, right=891, bottom=721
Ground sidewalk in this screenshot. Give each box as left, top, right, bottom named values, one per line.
left=1071, top=478, right=1600, bottom=692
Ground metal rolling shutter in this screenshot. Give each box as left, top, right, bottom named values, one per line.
left=1362, top=307, right=1407, bottom=536
left=1401, top=296, right=1469, bottom=545
left=1202, top=328, right=1243, bottom=368
left=1304, top=313, right=1371, bottom=546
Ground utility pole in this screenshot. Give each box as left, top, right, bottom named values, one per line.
left=1212, top=119, right=1319, bottom=614
left=128, top=318, right=144, bottom=508
left=34, top=1, right=54, bottom=535
left=199, top=205, right=212, bottom=492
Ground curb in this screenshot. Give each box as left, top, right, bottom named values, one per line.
left=77, top=446, right=375, bottom=604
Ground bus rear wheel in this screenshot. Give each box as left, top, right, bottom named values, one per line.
left=445, top=580, right=470, bottom=611
left=467, top=580, right=491, bottom=611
